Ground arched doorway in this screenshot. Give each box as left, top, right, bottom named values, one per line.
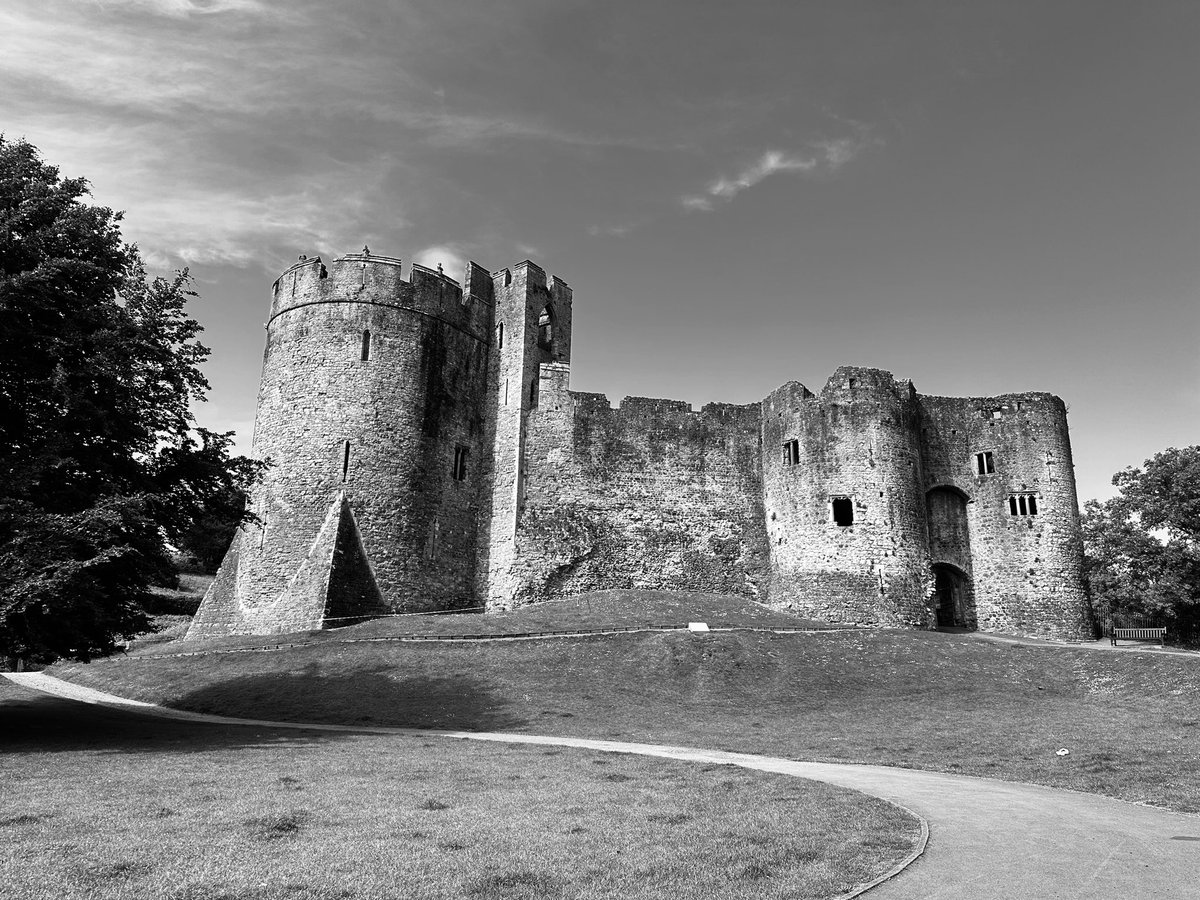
left=926, top=486, right=977, bottom=629
left=932, top=563, right=973, bottom=628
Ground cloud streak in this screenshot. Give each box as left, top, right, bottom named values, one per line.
left=681, top=139, right=869, bottom=212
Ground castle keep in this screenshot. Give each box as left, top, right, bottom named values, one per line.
left=190, top=251, right=1090, bottom=639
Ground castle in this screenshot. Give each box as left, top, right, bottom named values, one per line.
left=189, top=251, right=1091, bottom=640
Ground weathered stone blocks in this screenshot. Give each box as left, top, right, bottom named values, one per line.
left=190, top=252, right=1090, bottom=640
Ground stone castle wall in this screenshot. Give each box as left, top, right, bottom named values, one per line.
left=919, top=393, right=1090, bottom=638
left=190, top=250, right=1090, bottom=640
left=190, top=253, right=492, bottom=637
left=488, top=363, right=768, bottom=607
left=762, top=367, right=933, bottom=627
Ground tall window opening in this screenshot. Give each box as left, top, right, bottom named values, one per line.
left=782, top=439, right=800, bottom=466
left=529, top=379, right=538, bottom=407
left=832, top=497, right=854, bottom=527
left=497, top=322, right=504, bottom=349
left=361, top=329, right=371, bottom=361
left=975, top=451, right=995, bottom=475
left=341, top=440, right=351, bottom=482
left=452, top=445, right=468, bottom=481
left=537, top=306, right=553, bottom=351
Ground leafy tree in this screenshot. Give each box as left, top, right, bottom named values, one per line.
left=0, top=136, right=261, bottom=662
left=1082, top=447, right=1200, bottom=641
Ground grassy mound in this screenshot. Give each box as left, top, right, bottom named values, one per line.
left=1, top=679, right=920, bottom=900
left=55, top=625, right=1200, bottom=813
left=120, top=589, right=830, bottom=656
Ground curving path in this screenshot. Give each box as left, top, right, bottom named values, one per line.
left=6, top=672, right=1200, bottom=899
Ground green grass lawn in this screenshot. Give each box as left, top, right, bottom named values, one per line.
left=56, top=614, right=1200, bottom=813
left=0, top=680, right=919, bottom=900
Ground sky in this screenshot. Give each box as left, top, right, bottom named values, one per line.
left=2, top=0, right=1198, bottom=502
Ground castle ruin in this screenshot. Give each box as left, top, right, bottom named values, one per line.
left=190, top=251, right=1091, bottom=639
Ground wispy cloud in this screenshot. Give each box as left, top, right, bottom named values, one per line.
left=681, top=139, right=870, bottom=212
left=0, top=1, right=645, bottom=271
left=413, top=244, right=467, bottom=280
left=94, top=0, right=268, bottom=16
left=586, top=222, right=639, bottom=238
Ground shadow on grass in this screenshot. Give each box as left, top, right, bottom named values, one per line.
left=0, top=669, right=525, bottom=755
left=171, top=665, right=529, bottom=732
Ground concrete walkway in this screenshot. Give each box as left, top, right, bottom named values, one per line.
left=6, top=672, right=1200, bottom=899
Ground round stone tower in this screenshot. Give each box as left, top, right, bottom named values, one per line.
left=762, top=367, right=933, bottom=626
left=189, top=251, right=494, bottom=636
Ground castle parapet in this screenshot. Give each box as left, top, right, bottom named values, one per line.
left=268, top=251, right=492, bottom=339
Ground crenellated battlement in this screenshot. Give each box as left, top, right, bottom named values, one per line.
left=268, top=250, right=500, bottom=339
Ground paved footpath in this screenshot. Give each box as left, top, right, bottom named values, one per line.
left=6, top=672, right=1200, bottom=899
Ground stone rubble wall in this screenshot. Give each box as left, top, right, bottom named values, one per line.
left=191, top=250, right=1091, bottom=641
left=494, top=364, right=769, bottom=607
left=762, top=367, right=933, bottom=627
left=920, top=393, right=1091, bottom=638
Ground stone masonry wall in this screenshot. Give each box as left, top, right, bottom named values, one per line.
left=762, top=368, right=934, bottom=627
left=478, top=262, right=573, bottom=607
left=192, top=248, right=1090, bottom=641
left=493, top=363, right=769, bottom=607
left=190, top=253, right=492, bottom=637
left=920, top=393, right=1091, bottom=638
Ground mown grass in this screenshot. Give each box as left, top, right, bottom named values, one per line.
left=130, top=590, right=826, bottom=656
left=0, top=679, right=919, bottom=900
left=57, top=619, right=1200, bottom=813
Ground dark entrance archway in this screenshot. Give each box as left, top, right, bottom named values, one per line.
left=932, top=563, right=975, bottom=629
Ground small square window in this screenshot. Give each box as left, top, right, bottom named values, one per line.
left=832, top=497, right=854, bottom=527
left=782, top=439, right=800, bottom=466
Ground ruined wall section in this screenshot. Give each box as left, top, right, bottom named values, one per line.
left=190, top=253, right=492, bottom=636
left=497, top=365, right=769, bottom=607
left=479, top=262, right=572, bottom=607
left=763, top=367, right=933, bottom=626
left=920, top=392, right=1089, bottom=638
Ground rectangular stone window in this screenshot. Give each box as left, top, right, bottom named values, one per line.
left=975, top=451, right=995, bottom=475
left=782, top=439, right=800, bottom=466
left=361, top=329, right=371, bottom=361
left=341, top=440, right=351, bottom=482
left=452, top=445, right=468, bottom=481
left=1008, top=493, right=1039, bottom=516
left=832, top=496, right=854, bottom=527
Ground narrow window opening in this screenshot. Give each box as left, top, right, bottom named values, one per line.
left=538, top=306, right=553, bottom=351
left=1009, top=496, right=1019, bottom=515
left=504, top=269, right=512, bottom=286
left=782, top=439, right=800, bottom=466
left=529, top=379, right=538, bottom=407
left=341, top=440, right=351, bottom=482
left=361, top=329, right=371, bottom=361
left=1018, top=495, right=1028, bottom=515
left=498, top=322, right=504, bottom=349
left=319, top=264, right=328, bottom=279
left=832, top=497, right=854, bottom=527
left=975, top=451, right=995, bottom=475
left=452, top=445, right=468, bottom=481
left=1028, top=495, right=1038, bottom=515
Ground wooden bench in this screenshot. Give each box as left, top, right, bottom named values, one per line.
left=1110, top=627, right=1166, bottom=647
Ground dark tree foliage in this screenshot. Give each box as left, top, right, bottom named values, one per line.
left=0, top=136, right=262, bottom=662
left=1082, top=447, right=1200, bottom=642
